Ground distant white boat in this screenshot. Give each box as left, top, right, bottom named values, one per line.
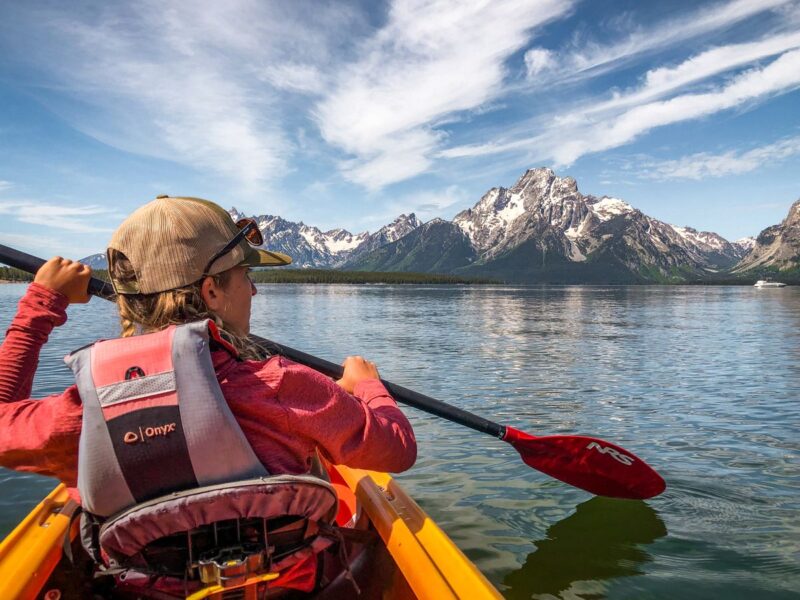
left=754, top=279, right=786, bottom=288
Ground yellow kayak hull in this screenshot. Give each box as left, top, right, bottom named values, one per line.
left=0, top=466, right=501, bottom=600
left=0, top=485, right=79, bottom=600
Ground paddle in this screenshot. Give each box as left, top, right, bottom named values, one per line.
left=0, top=243, right=666, bottom=499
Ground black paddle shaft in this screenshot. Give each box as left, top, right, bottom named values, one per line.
left=251, top=335, right=506, bottom=439
left=0, top=244, right=114, bottom=300
left=0, top=243, right=507, bottom=439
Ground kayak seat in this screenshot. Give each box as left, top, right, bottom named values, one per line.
left=96, top=475, right=339, bottom=579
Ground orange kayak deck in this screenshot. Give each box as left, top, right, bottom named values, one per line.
left=0, top=466, right=501, bottom=599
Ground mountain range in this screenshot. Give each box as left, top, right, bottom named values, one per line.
left=81, top=168, right=799, bottom=283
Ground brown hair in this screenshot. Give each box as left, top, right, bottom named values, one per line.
left=110, top=249, right=264, bottom=360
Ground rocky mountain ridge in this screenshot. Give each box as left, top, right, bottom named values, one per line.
left=79, top=168, right=794, bottom=283
left=732, top=199, right=800, bottom=274
left=227, top=208, right=422, bottom=268
left=347, top=168, right=760, bottom=283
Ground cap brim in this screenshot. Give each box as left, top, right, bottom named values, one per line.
left=240, top=247, right=292, bottom=267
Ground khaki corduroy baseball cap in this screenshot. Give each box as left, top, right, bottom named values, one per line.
left=108, top=196, right=291, bottom=294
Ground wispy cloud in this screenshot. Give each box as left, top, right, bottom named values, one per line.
left=524, top=48, right=556, bottom=79
left=2, top=0, right=798, bottom=202
left=524, top=0, right=794, bottom=84
left=549, top=49, right=800, bottom=165
left=261, top=63, right=328, bottom=95
left=443, top=48, right=800, bottom=165
left=634, top=136, right=800, bottom=180
left=314, top=0, right=575, bottom=190
left=0, top=180, right=12, bottom=193
left=576, top=30, right=800, bottom=119
left=1, top=1, right=361, bottom=194
left=329, top=0, right=800, bottom=188
left=0, top=200, right=117, bottom=233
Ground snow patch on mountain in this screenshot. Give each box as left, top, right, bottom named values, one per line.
left=495, top=193, right=526, bottom=227
left=324, top=230, right=369, bottom=253
left=670, top=226, right=725, bottom=252
left=589, top=197, right=634, bottom=221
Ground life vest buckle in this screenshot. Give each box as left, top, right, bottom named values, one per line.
left=198, top=545, right=268, bottom=588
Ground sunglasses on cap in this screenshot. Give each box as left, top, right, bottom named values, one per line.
left=202, top=218, right=263, bottom=276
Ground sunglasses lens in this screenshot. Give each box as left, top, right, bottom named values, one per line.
left=236, top=218, right=263, bottom=246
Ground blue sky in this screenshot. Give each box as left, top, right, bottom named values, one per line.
left=1, top=0, right=799, bottom=259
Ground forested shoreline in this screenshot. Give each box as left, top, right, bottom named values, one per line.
left=0, top=267, right=496, bottom=285
left=2, top=265, right=794, bottom=285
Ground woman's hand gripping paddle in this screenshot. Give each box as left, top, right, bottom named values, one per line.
left=0, top=243, right=666, bottom=499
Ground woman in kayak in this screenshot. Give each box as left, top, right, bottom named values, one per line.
left=0, top=195, right=416, bottom=593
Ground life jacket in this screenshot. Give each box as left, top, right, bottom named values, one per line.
left=65, top=320, right=340, bottom=586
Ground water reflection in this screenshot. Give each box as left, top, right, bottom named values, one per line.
left=503, top=497, right=667, bottom=599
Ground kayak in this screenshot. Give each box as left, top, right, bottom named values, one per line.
left=0, top=464, right=502, bottom=599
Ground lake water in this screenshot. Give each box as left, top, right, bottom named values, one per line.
left=1, top=283, right=798, bottom=599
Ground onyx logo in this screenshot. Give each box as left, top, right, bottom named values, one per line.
left=123, top=423, right=177, bottom=444
left=586, top=442, right=635, bottom=466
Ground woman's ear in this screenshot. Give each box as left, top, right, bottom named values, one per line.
left=200, top=276, right=223, bottom=311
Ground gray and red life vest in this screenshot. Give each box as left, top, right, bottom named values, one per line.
left=66, top=320, right=269, bottom=518
left=65, top=320, right=339, bottom=571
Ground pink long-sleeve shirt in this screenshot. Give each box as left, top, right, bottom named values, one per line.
left=0, top=283, right=417, bottom=502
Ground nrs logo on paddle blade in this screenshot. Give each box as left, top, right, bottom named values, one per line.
left=586, top=442, right=635, bottom=466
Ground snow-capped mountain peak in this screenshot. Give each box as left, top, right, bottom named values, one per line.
left=449, top=167, right=746, bottom=271
left=221, top=209, right=422, bottom=268
left=377, top=213, right=422, bottom=243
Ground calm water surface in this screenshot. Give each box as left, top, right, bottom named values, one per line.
left=1, top=283, right=798, bottom=599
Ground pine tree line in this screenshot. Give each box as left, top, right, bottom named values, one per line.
left=248, top=269, right=497, bottom=284
left=0, top=267, right=34, bottom=282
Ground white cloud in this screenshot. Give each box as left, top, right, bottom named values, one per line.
left=579, top=30, right=800, bottom=118
left=550, top=49, right=800, bottom=165
left=0, top=200, right=117, bottom=233
left=314, top=0, right=574, bottom=189
left=339, top=129, right=443, bottom=191
left=442, top=48, right=800, bottom=165
left=3, top=0, right=797, bottom=200
left=524, top=48, right=555, bottom=79
left=0, top=180, right=12, bottom=192
left=261, top=63, right=327, bottom=95
left=636, top=136, right=800, bottom=180
left=1, top=1, right=361, bottom=193
left=35, top=5, right=287, bottom=189
left=530, top=0, right=794, bottom=84
left=406, top=0, right=800, bottom=181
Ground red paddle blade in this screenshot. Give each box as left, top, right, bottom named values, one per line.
left=503, top=426, right=666, bottom=499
